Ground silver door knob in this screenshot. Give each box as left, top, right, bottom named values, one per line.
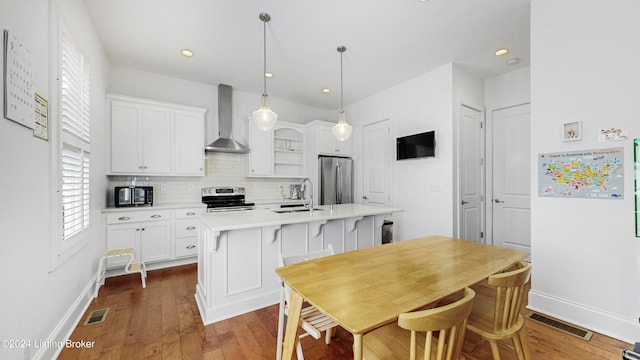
left=461, top=200, right=468, bottom=205
left=494, top=198, right=504, bottom=203
left=362, top=195, right=368, bottom=200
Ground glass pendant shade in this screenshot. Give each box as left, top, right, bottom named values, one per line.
left=332, top=111, right=352, bottom=141
left=252, top=94, right=278, bottom=131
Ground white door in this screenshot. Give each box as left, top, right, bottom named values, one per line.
left=459, top=106, right=484, bottom=243
left=491, top=104, right=531, bottom=256
left=174, top=110, right=204, bottom=175
left=363, top=119, right=392, bottom=205
left=141, top=105, right=172, bottom=174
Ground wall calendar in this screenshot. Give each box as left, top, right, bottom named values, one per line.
left=3, top=29, right=35, bottom=129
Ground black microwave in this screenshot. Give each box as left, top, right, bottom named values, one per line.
left=115, top=186, right=153, bottom=207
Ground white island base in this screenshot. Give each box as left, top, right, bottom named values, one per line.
left=194, top=204, right=401, bottom=325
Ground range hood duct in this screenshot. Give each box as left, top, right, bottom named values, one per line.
left=205, top=84, right=250, bottom=154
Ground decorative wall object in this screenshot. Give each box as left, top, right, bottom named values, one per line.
left=598, top=127, right=628, bottom=142
left=634, top=139, right=640, bottom=237
left=538, top=147, right=624, bottom=199
left=2, top=29, right=35, bottom=129
left=562, top=121, right=581, bottom=141
left=33, top=93, right=48, bottom=140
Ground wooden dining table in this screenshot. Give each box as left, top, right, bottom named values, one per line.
left=275, top=235, right=529, bottom=360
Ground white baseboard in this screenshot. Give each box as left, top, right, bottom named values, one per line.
left=528, top=289, right=639, bottom=344
left=31, top=275, right=95, bottom=360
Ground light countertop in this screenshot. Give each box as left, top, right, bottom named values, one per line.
left=102, top=202, right=205, bottom=213
left=196, top=203, right=402, bottom=232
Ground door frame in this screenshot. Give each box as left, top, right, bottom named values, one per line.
left=484, top=102, right=530, bottom=246
left=454, top=103, right=485, bottom=242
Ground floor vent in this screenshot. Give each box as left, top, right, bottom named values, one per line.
left=84, top=308, right=109, bottom=326
left=526, top=311, right=593, bottom=341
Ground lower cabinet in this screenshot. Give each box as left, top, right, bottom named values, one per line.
left=105, top=206, right=204, bottom=270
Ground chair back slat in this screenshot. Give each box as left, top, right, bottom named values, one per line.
left=488, top=261, right=532, bottom=333
left=397, top=287, right=476, bottom=360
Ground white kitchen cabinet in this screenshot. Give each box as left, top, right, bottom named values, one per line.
left=247, top=120, right=305, bottom=178
left=107, top=94, right=206, bottom=176
left=105, top=210, right=171, bottom=267
left=247, top=122, right=273, bottom=176
left=174, top=110, right=205, bottom=175
left=174, top=207, right=203, bottom=258
left=307, top=120, right=353, bottom=157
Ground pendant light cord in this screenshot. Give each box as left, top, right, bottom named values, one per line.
left=338, top=46, right=346, bottom=113
left=262, top=17, right=267, bottom=97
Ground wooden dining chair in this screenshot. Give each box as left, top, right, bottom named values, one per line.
left=465, top=261, right=532, bottom=360
left=276, top=245, right=339, bottom=360
left=362, top=287, right=476, bottom=360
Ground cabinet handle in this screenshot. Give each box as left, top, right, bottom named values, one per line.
left=136, top=228, right=140, bottom=231
left=186, top=245, right=196, bottom=249
left=118, top=216, right=130, bottom=221
left=186, top=212, right=196, bottom=216
left=141, top=228, right=146, bottom=231
left=150, top=214, right=162, bottom=219
left=186, top=226, right=196, bottom=231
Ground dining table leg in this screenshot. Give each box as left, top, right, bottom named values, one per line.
left=281, top=290, right=304, bottom=360
left=353, top=333, right=363, bottom=360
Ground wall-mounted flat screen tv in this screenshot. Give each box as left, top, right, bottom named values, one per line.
left=396, top=130, right=435, bottom=160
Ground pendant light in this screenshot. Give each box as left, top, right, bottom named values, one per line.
left=332, top=46, right=352, bottom=141
left=252, top=12, right=278, bottom=131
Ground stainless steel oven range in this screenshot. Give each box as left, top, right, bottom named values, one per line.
left=201, top=186, right=255, bottom=212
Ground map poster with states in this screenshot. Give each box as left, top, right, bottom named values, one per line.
left=538, top=147, right=624, bottom=199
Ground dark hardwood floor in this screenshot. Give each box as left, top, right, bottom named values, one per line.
left=59, top=264, right=631, bottom=359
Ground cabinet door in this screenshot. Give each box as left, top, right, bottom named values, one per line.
left=140, top=221, right=171, bottom=263
left=248, top=124, right=273, bottom=176
left=140, top=106, right=172, bottom=174
left=318, top=126, right=352, bottom=156
left=106, top=224, right=139, bottom=268
left=110, top=101, right=142, bottom=173
left=174, top=110, right=204, bottom=175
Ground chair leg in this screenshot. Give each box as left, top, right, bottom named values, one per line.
left=325, top=328, right=332, bottom=345
left=296, top=340, right=304, bottom=360
left=276, top=287, right=286, bottom=360
left=488, top=340, right=501, bottom=360
left=518, top=330, right=532, bottom=360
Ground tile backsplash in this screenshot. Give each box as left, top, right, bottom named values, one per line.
left=108, top=152, right=303, bottom=206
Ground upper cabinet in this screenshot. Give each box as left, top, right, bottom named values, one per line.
left=107, top=94, right=206, bottom=176
left=306, top=120, right=353, bottom=157
left=247, top=120, right=305, bottom=178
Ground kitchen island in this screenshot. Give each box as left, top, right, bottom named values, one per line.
left=195, top=203, right=402, bottom=325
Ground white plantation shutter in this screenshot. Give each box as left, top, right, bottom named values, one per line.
left=60, top=27, right=91, bottom=241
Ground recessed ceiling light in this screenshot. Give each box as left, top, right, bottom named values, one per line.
left=181, top=49, right=194, bottom=57
left=265, top=72, right=273, bottom=78
left=495, top=48, right=509, bottom=56
left=322, top=88, right=331, bottom=94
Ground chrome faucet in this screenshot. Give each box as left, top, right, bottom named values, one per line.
left=301, top=178, right=313, bottom=212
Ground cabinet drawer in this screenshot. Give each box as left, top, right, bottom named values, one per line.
left=175, top=236, right=197, bottom=258
left=106, top=209, right=171, bottom=224
left=175, top=207, right=204, bottom=219
left=175, top=219, right=199, bottom=238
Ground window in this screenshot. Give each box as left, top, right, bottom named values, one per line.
left=59, top=25, right=91, bottom=242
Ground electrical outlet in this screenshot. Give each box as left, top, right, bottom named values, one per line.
left=160, top=183, right=167, bottom=191
left=188, top=183, right=194, bottom=192
left=24, top=347, right=29, bottom=360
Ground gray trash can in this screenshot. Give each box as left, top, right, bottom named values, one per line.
left=382, top=220, right=393, bottom=244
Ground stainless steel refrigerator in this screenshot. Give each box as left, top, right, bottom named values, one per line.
left=318, top=155, right=353, bottom=205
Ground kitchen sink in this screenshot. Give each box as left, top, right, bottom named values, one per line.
left=271, top=208, right=323, bottom=214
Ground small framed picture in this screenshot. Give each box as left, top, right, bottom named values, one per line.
left=563, top=121, right=581, bottom=141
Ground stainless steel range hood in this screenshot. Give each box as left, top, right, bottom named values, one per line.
left=205, top=84, right=250, bottom=153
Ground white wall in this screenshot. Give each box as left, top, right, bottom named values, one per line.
left=108, top=66, right=333, bottom=146
left=348, top=63, right=458, bottom=241
left=0, top=0, right=109, bottom=359
left=529, top=0, right=640, bottom=343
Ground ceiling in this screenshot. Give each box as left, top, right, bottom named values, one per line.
left=84, top=0, right=531, bottom=110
